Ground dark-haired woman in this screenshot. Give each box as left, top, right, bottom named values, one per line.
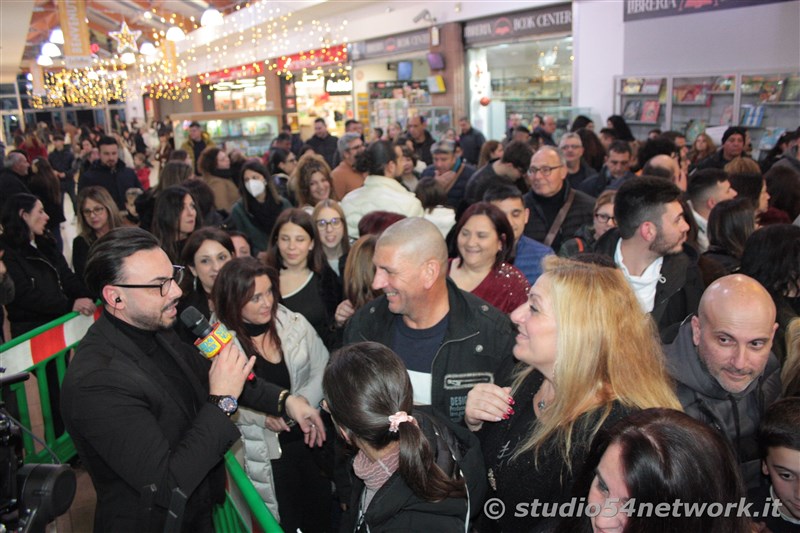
left=265, top=208, right=342, bottom=349
left=448, top=202, right=529, bottom=314
left=212, top=257, right=330, bottom=532
left=136, top=160, right=192, bottom=232
left=1, top=193, right=94, bottom=335
left=152, top=186, right=199, bottom=263
left=175, top=227, right=234, bottom=342
left=555, top=408, right=752, bottom=533
left=700, top=197, right=755, bottom=285
left=1, top=193, right=94, bottom=434
left=29, top=157, right=66, bottom=252
left=340, top=141, right=423, bottom=237
left=229, top=161, right=289, bottom=257
left=197, top=146, right=240, bottom=215
left=268, top=147, right=297, bottom=201
left=741, top=224, right=800, bottom=362
left=323, top=341, right=486, bottom=532
left=606, top=115, right=635, bottom=143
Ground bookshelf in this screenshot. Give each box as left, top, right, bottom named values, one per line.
left=614, top=71, right=799, bottom=157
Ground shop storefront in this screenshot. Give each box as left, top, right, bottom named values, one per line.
left=275, top=44, right=352, bottom=139
left=464, top=3, right=575, bottom=140
left=350, top=29, right=452, bottom=139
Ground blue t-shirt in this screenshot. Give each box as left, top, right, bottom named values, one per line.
left=390, top=314, right=449, bottom=405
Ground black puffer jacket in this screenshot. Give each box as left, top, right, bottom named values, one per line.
left=340, top=408, right=487, bottom=533
left=664, top=318, right=781, bottom=489
left=1, top=236, right=92, bottom=335
left=595, top=228, right=705, bottom=342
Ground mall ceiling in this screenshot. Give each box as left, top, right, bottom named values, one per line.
left=0, top=0, right=237, bottom=82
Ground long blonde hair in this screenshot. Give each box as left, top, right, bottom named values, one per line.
left=512, top=256, right=681, bottom=468
left=781, top=318, right=800, bottom=396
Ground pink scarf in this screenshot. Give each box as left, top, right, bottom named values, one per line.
left=353, top=446, right=401, bottom=510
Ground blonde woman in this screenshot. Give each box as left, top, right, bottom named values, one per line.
left=782, top=318, right=800, bottom=396
left=465, top=256, right=681, bottom=532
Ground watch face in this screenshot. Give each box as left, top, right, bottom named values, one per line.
left=219, top=396, right=238, bottom=414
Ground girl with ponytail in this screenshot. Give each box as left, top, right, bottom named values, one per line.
left=323, top=341, right=486, bottom=532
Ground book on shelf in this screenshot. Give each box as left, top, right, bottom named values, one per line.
left=740, top=105, right=765, bottom=127
left=711, top=76, right=733, bottom=92
left=622, top=78, right=644, bottom=94
left=674, top=84, right=709, bottom=104
left=783, top=77, right=800, bottom=102
left=741, top=77, right=765, bottom=94
left=640, top=78, right=662, bottom=94
left=623, top=100, right=642, bottom=121
left=685, top=120, right=706, bottom=143
left=640, top=101, right=661, bottom=123
left=719, top=105, right=734, bottom=125
left=759, top=79, right=785, bottom=102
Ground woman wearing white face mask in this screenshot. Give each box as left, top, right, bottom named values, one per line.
left=229, top=161, right=291, bottom=258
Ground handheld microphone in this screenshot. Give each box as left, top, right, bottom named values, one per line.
left=180, top=306, right=254, bottom=381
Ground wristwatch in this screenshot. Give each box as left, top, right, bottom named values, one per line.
left=208, top=395, right=238, bottom=416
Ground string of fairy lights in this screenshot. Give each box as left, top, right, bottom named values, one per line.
left=29, top=0, right=352, bottom=109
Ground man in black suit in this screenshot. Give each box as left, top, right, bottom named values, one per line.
left=61, top=227, right=324, bottom=532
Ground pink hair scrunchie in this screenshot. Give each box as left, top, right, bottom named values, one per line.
left=388, top=411, right=416, bottom=433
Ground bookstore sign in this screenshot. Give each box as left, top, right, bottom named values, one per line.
left=624, top=0, right=794, bottom=22
left=463, top=4, right=572, bottom=45
left=350, top=30, right=430, bottom=61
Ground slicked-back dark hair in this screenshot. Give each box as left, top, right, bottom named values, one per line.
left=687, top=168, right=729, bottom=206
left=354, top=140, right=396, bottom=176
left=84, top=227, right=162, bottom=303
left=615, top=176, right=682, bottom=239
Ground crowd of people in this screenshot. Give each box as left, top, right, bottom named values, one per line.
left=1, top=111, right=799, bottom=532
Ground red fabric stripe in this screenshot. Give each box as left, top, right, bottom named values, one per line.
left=29, top=325, right=66, bottom=365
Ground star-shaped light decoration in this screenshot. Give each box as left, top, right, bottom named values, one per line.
left=109, top=21, right=141, bottom=54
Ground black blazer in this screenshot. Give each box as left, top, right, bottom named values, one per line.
left=61, top=313, right=282, bottom=532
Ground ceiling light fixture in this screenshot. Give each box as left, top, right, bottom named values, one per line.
left=200, top=8, right=224, bottom=27
left=165, top=26, right=185, bottom=42
left=49, top=28, right=65, bottom=44
left=36, top=54, right=54, bottom=67
left=42, top=42, right=62, bottom=57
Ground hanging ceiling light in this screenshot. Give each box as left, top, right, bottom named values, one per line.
left=200, top=8, right=224, bottom=27
left=120, top=52, right=137, bottom=64
left=165, top=26, right=185, bottom=42
left=139, top=42, right=157, bottom=56
left=42, top=42, right=62, bottom=57
left=36, top=54, right=54, bottom=67
left=49, top=28, right=65, bottom=44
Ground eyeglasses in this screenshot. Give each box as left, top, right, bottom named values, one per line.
left=527, top=165, right=563, bottom=177
left=595, top=213, right=615, bottom=224
left=114, top=265, right=185, bottom=297
left=316, top=217, right=342, bottom=230
left=82, top=206, right=106, bottom=217
left=560, top=144, right=582, bottom=150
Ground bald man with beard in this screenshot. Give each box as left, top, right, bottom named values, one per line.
left=343, top=217, right=515, bottom=422
left=664, top=274, right=781, bottom=489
